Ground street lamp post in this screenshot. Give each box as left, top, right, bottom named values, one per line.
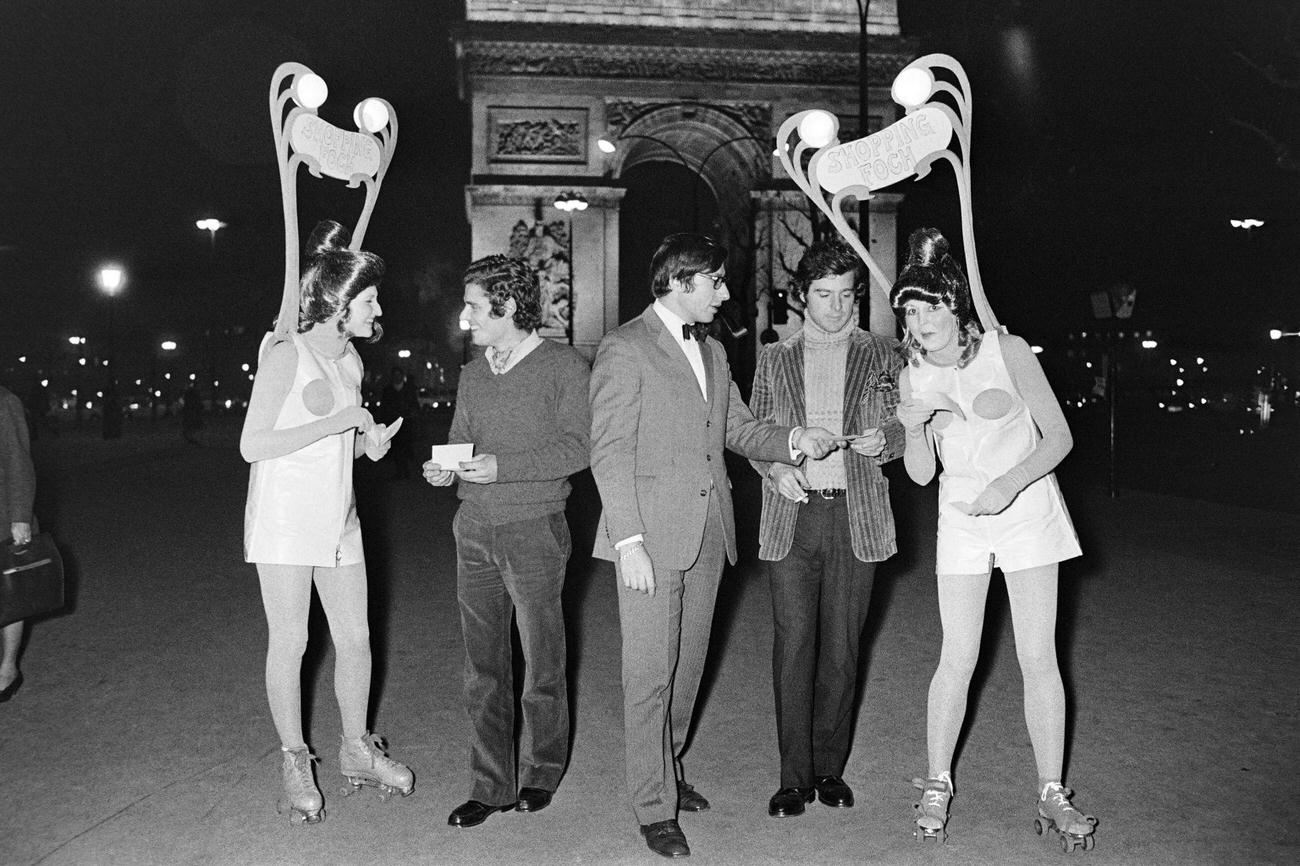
left=196, top=218, right=226, bottom=409
left=553, top=191, right=588, bottom=345
left=97, top=265, right=125, bottom=439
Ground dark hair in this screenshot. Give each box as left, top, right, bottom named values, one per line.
left=297, top=220, right=385, bottom=342
left=648, top=233, right=727, bottom=298
left=462, top=254, right=543, bottom=332
left=889, top=227, right=981, bottom=367
left=791, top=237, right=866, bottom=304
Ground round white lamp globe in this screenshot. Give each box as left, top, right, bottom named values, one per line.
left=296, top=73, right=328, bottom=109
left=892, top=67, right=934, bottom=109
left=797, top=111, right=836, bottom=148
left=354, top=98, right=389, bottom=133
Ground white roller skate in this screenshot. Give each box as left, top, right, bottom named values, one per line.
left=339, top=731, right=414, bottom=801
left=277, top=746, right=324, bottom=825
left=1035, top=781, right=1098, bottom=853
left=912, top=771, right=953, bottom=843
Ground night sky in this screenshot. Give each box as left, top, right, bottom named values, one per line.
left=1, top=0, right=1297, bottom=371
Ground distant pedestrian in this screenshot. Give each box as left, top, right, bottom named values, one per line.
left=378, top=367, right=418, bottom=478
left=181, top=384, right=204, bottom=444
left=891, top=228, right=1096, bottom=851
left=748, top=238, right=904, bottom=820
left=0, top=384, right=36, bottom=702
left=241, top=219, right=412, bottom=825
left=424, top=255, right=590, bottom=828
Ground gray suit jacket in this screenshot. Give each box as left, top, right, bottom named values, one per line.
left=0, top=387, right=35, bottom=530
left=749, top=328, right=904, bottom=563
left=590, top=304, right=795, bottom=570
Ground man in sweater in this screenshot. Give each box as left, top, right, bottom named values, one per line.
left=424, top=255, right=591, bottom=827
left=748, top=238, right=904, bottom=818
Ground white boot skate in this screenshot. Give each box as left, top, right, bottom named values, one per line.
left=277, top=746, right=324, bottom=825
left=1035, top=781, right=1098, bottom=853
left=912, top=771, right=953, bottom=843
left=339, top=731, right=414, bottom=801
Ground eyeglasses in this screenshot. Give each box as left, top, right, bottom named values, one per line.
left=695, top=272, right=727, bottom=291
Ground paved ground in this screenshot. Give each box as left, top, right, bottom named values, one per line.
left=1, top=414, right=1296, bottom=865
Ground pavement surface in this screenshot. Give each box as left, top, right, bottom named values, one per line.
left=2, top=413, right=1296, bottom=866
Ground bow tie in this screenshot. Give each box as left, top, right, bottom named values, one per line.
left=681, top=322, right=710, bottom=342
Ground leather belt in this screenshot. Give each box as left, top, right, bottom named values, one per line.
left=808, top=488, right=846, bottom=500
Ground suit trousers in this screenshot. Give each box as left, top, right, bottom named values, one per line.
left=617, top=488, right=726, bottom=825
left=767, top=495, right=876, bottom=788
left=455, top=506, right=570, bottom=805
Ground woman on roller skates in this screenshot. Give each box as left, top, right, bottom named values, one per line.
left=891, top=228, right=1097, bottom=852
left=242, top=220, right=414, bottom=824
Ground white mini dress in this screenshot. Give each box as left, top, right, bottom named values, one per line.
left=244, top=332, right=364, bottom=568
left=910, top=331, right=1081, bottom=574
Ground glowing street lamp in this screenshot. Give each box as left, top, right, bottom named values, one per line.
left=1270, top=329, right=1299, bottom=340
left=97, top=265, right=125, bottom=439
left=553, top=191, right=588, bottom=345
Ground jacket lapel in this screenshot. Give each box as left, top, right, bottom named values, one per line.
left=785, top=335, right=807, bottom=424
left=644, top=304, right=708, bottom=404
left=843, top=332, right=869, bottom=431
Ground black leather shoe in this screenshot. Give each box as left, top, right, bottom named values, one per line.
left=0, top=672, right=22, bottom=703
left=677, top=780, right=710, bottom=812
left=768, top=786, right=815, bottom=817
left=515, top=787, right=553, bottom=812
left=815, top=775, right=854, bottom=808
left=448, top=799, right=516, bottom=827
left=640, top=819, right=691, bottom=858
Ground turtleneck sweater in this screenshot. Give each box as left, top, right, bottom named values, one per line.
left=802, top=316, right=852, bottom=491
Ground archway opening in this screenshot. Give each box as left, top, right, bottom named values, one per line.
left=617, top=161, right=720, bottom=324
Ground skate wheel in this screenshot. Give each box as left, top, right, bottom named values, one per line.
left=1083, top=835, right=1095, bottom=852
left=1060, top=835, right=1072, bottom=854
left=1034, top=817, right=1045, bottom=837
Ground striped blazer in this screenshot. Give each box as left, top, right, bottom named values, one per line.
left=749, top=328, right=904, bottom=563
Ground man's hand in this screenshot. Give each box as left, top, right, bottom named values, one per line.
left=847, top=426, right=886, bottom=458
left=618, top=543, right=656, bottom=596
left=456, top=454, right=498, bottom=484
left=769, top=463, right=810, bottom=503
left=422, top=461, right=456, bottom=487
left=795, top=426, right=839, bottom=460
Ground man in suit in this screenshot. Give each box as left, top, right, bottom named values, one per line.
left=748, top=238, right=904, bottom=818
left=589, top=233, right=838, bottom=858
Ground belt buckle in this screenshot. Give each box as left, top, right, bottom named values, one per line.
left=818, top=488, right=839, bottom=500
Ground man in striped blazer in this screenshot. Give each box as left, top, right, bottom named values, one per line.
left=748, top=238, right=905, bottom=819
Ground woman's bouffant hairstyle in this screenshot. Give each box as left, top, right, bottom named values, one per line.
left=296, top=220, right=385, bottom=342
left=791, top=236, right=866, bottom=304
left=649, top=233, right=728, bottom=298
left=889, top=227, right=982, bottom=368
left=462, top=254, right=543, bottom=332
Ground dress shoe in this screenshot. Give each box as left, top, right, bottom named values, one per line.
left=640, top=818, right=690, bottom=858
left=448, top=799, right=516, bottom=828
left=676, top=780, right=710, bottom=812
left=515, top=787, right=553, bottom=812
left=0, top=672, right=22, bottom=703
left=768, top=786, right=815, bottom=817
left=815, top=774, right=854, bottom=808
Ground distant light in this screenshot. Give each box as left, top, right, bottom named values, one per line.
left=189, top=373, right=196, bottom=381
left=161, top=340, right=177, bottom=351
left=71, top=389, right=78, bottom=396
left=426, top=362, right=433, bottom=370
left=224, top=399, right=233, bottom=409
left=554, top=191, right=589, bottom=212
left=134, top=379, right=142, bottom=386
left=798, top=111, right=836, bottom=148
left=129, top=402, right=140, bottom=411
left=241, top=363, right=250, bottom=372
left=164, top=373, right=171, bottom=380
left=353, top=98, right=389, bottom=133
left=96, top=391, right=103, bottom=398
left=69, top=336, right=85, bottom=345
left=892, top=67, right=934, bottom=108
left=154, top=390, right=162, bottom=397
left=85, top=401, right=93, bottom=410
left=78, top=358, right=86, bottom=366
left=1030, top=345, right=1043, bottom=354
left=1169, top=359, right=1177, bottom=366
left=597, top=138, right=617, bottom=154
left=98, top=266, right=124, bottom=295
left=40, top=379, right=48, bottom=387
left=1229, top=218, right=1264, bottom=229
left=1271, top=329, right=1283, bottom=340
left=195, top=218, right=226, bottom=235
left=432, top=401, right=440, bottom=409
left=1176, top=378, right=1185, bottom=387
left=17, top=355, right=25, bottom=363
left=296, top=73, right=328, bottom=109
left=1196, top=356, right=1204, bottom=365
left=1141, top=339, right=1158, bottom=349
left=1085, top=362, right=1092, bottom=370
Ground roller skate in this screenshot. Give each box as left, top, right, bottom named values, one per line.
left=911, top=771, right=953, bottom=843
left=277, top=746, right=324, bottom=825
left=1034, top=781, right=1098, bottom=853
left=339, top=731, right=414, bottom=801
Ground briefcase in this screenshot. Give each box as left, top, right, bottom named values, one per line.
left=0, top=534, right=65, bottom=627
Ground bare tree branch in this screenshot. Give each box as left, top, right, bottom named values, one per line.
left=1229, top=117, right=1300, bottom=171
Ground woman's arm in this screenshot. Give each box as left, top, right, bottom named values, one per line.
left=897, top=366, right=937, bottom=485
left=959, top=334, right=1073, bottom=514
left=239, top=339, right=370, bottom=463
